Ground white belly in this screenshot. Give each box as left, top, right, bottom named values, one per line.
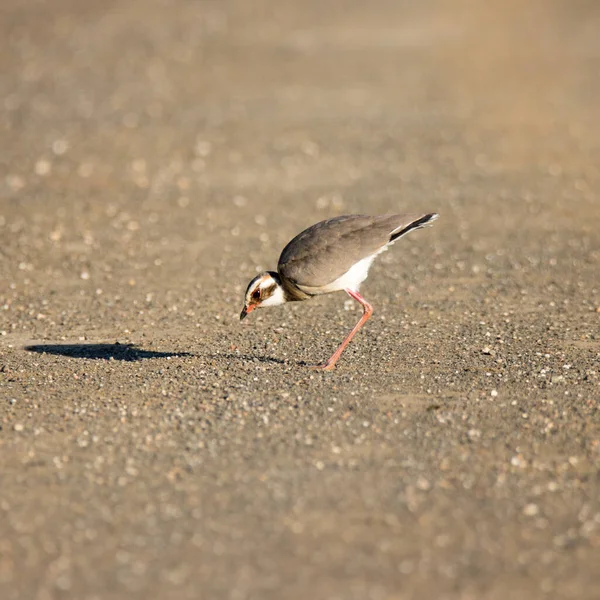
left=297, top=246, right=387, bottom=295
left=324, top=254, right=377, bottom=292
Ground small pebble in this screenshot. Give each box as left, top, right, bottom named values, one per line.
left=416, top=476, right=431, bottom=491
left=35, top=159, right=52, bottom=176
left=467, top=428, right=481, bottom=440
left=523, top=503, right=539, bottom=516
left=511, top=454, right=527, bottom=468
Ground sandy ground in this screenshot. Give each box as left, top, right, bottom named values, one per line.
left=1, top=0, right=599, bottom=598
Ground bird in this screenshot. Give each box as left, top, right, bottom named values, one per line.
left=240, top=212, right=439, bottom=370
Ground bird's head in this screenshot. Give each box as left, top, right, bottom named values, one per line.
left=240, top=271, right=286, bottom=320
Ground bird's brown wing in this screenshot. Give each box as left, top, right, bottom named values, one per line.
left=277, top=213, right=436, bottom=288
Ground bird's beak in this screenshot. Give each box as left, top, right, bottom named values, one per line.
left=240, top=304, right=255, bottom=321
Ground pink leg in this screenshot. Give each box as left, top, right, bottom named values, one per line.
left=311, top=288, right=373, bottom=371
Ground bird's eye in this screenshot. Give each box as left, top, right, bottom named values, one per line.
left=252, top=289, right=261, bottom=300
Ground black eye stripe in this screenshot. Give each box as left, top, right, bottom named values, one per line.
left=249, top=283, right=276, bottom=301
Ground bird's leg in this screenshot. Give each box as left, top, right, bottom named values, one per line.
left=311, top=288, right=373, bottom=371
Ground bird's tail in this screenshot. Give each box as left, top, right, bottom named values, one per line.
left=390, top=213, right=439, bottom=242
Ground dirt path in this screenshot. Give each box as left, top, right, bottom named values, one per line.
left=1, top=1, right=599, bottom=598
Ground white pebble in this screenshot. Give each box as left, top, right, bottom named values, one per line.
left=35, top=159, right=52, bottom=176
left=523, top=503, right=539, bottom=516
left=511, top=454, right=527, bottom=468
left=467, top=428, right=481, bottom=440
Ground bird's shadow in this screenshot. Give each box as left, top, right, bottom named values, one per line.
left=24, top=343, right=194, bottom=362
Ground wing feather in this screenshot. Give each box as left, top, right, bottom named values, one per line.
left=277, top=213, right=437, bottom=287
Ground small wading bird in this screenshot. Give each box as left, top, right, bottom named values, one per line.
left=241, top=213, right=438, bottom=370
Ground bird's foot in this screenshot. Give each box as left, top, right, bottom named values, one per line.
left=309, top=362, right=337, bottom=372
